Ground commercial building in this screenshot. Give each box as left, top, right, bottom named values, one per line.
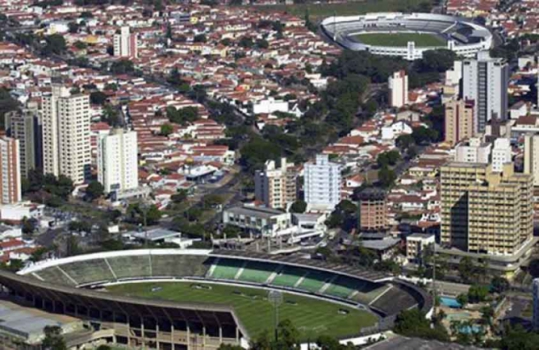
left=462, top=51, right=509, bottom=133
left=388, top=70, right=408, bottom=108
left=113, top=26, right=138, bottom=58
left=42, top=85, right=91, bottom=184
left=5, top=101, right=42, bottom=177
left=524, top=133, right=539, bottom=186
left=406, top=233, right=435, bottom=264
left=222, top=205, right=294, bottom=238
left=455, top=137, right=491, bottom=164
left=97, top=128, right=139, bottom=194
left=254, top=158, right=297, bottom=209
left=0, top=137, right=21, bottom=204
left=304, top=154, right=341, bottom=211
left=491, top=138, right=512, bottom=172
left=358, top=188, right=387, bottom=232
left=444, top=98, right=475, bottom=146
left=440, top=162, right=533, bottom=255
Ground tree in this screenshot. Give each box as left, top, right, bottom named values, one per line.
left=73, top=41, right=87, bottom=50
left=418, top=49, right=457, bottom=72
left=468, top=284, right=489, bottom=303
left=127, top=203, right=162, bottom=226
left=68, top=220, right=92, bottom=233
left=21, top=217, right=35, bottom=235
left=42, top=34, right=67, bottom=55
left=378, top=165, right=396, bottom=188
left=171, top=190, right=188, bottom=203
left=86, top=181, right=104, bottom=201
left=528, top=259, right=539, bottom=278
left=393, top=309, right=449, bottom=341
left=194, top=34, right=207, bottom=43
left=491, top=276, right=510, bottom=294
left=42, top=325, right=66, bottom=350
left=90, top=91, right=108, bottom=105
left=160, top=123, right=173, bottom=136
left=68, top=21, right=79, bottom=34
left=102, top=104, right=122, bottom=126
left=456, top=293, right=468, bottom=308
left=458, top=257, right=477, bottom=283
left=289, top=200, right=307, bottom=213
left=110, top=59, right=134, bottom=74
left=96, top=345, right=111, bottom=350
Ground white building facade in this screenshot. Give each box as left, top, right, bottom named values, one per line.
left=304, top=154, right=341, bottom=211
left=524, top=133, right=539, bottom=186
left=455, top=137, right=491, bottom=164
left=97, top=129, right=139, bottom=193
left=388, top=70, right=408, bottom=108
left=491, top=138, right=512, bottom=172
left=113, top=26, right=138, bottom=58
left=0, top=137, right=21, bottom=204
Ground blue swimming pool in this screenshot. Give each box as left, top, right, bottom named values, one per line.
left=459, top=324, right=483, bottom=334
left=440, top=296, right=462, bottom=308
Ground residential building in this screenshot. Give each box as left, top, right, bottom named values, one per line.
left=5, top=102, right=42, bottom=177
left=358, top=188, right=387, bottom=232
left=406, top=233, right=435, bottom=264
left=462, top=51, right=509, bottom=133
left=0, top=137, right=21, bottom=204
left=444, top=98, right=475, bottom=146
left=304, top=154, right=341, bottom=211
left=113, top=26, right=138, bottom=58
left=455, top=137, right=491, bottom=163
left=42, top=85, right=91, bottom=184
left=491, top=138, right=512, bottom=172
left=97, top=128, right=139, bottom=194
left=533, top=278, right=539, bottom=331
left=524, top=133, right=539, bottom=186
left=254, top=158, right=297, bottom=209
left=440, top=162, right=533, bottom=255
left=388, top=70, right=408, bottom=108
left=222, top=205, right=294, bottom=238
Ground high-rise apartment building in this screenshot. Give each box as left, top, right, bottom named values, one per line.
left=304, top=154, right=341, bottom=211
left=533, top=278, right=539, bottom=330
left=440, top=162, right=533, bottom=255
left=42, top=85, right=91, bottom=184
left=0, top=137, right=21, bottom=204
left=97, top=129, right=139, bottom=194
left=455, top=137, right=491, bottom=164
left=388, top=70, right=408, bottom=108
left=491, top=138, right=512, bottom=172
left=462, top=51, right=508, bottom=133
left=254, top=158, right=297, bottom=209
left=444, top=98, right=476, bottom=146
left=113, top=26, right=138, bottom=58
left=358, top=188, right=387, bottom=232
left=524, top=133, right=539, bottom=186
left=5, top=101, right=42, bottom=177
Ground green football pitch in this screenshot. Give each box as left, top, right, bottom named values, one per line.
left=352, top=33, right=446, bottom=47
left=107, top=282, right=378, bottom=340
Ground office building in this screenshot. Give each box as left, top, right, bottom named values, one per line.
left=491, top=138, right=512, bottom=172
left=533, top=278, right=539, bottom=331
left=444, top=98, right=476, bottom=146
left=440, top=162, right=533, bottom=255
left=304, top=154, right=341, bottom=211
left=524, top=133, right=539, bottom=186
left=358, top=188, right=387, bottom=232
left=113, top=26, right=138, bottom=58
left=5, top=102, right=42, bottom=177
left=97, top=129, right=139, bottom=194
left=406, top=233, right=435, bottom=264
left=0, top=137, right=21, bottom=204
left=455, top=137, right=491, bottom=163
left=388, top=70, right=408, bottom=108
left=254, top=158, right=297, bottom=209
left=42, top=85, right=91, bottom=184
left=462, top=51, right=508, bottom=133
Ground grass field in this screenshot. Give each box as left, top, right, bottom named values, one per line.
left=107, top=282, right=378, bottom=340
left=352, top=33, right=446, bottom=47
left=248, top=0, right=429, bottom=19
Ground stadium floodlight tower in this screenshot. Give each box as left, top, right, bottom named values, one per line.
left=268, top=290, right=283, bottom=342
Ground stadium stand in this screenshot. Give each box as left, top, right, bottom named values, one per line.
left=370, top=285, right=418, bottom=315
left=237, top=261, right=277, bottom=283
left=323, top=276, right=378, bottom=299
left=59, top=259, right=115, bottom=285
left=106, top=255, right=151, bottom=279
left=32, top=267, right=77, bottom=287
left=151, top=254, right=209, bottom=278
left=270, top=266, right=307, bottom=288
left=297, top=270, right=333, bottom=293
left=210, top=258, right=244, bottom=280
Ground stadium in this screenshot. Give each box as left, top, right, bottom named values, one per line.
left=320, top=12, right=493, bottom=60
left=0, top=249, right=432, bottom=349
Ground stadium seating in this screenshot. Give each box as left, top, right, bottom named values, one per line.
left=32, top=266, right=78, bottom=286
left=151, top=255, right=209, bottom=278
left=59, top=259, right=115, bottom=285
left=107, top=255, right=152, bottom=279
left=237, top=261, right=277, bottom=283
left=296, top=270, right=333, bottom=293
left=323, top=276, right=377, bottom=299
left=370, top=285, right=418, bottom=315
left=210, top=259, right=244, bottom=280
left=270, top=266, right=307, bottom=288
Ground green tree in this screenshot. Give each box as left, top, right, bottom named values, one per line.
left=42, top=325, right=66, bottom=350
left=491, top=276, right=510, bottom=294
left=194, top=34, right=207, bottom=43
left=86, top=180, right=104, bottom=201
left=171, top=190, right=188, bottom=203
left=68, top=21, right=79, bottom=33
left=289, top=200, right=307, bottom=213
left=468, top=284, right=489, bottom=303
left=393, top=309, right=449, bottom=341
left=21, top=216, right=35, bottom=234
left=378, top=165, right=396, bottom=188
left=458, top=257, right=477, bottom=283
left=42, top=34, right=66, bottom=55
left=456, top=293, right=468, bottom=308
left=160, top=123, right=173, bottom=136
left=110, top=59, right=134, bottom=74
left=90, top=91, right=107, bottom=105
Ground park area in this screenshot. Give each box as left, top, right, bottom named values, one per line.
left=352, top=33, right=446, bottom=47
left=107, top=281, right=378, bottom=340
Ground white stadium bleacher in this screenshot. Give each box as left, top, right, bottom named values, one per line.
left=321, top=12, right=493, bottom=60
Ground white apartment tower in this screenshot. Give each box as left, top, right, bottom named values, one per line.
left=114, top=26, right=138, bottom=59
left=524, top=133, right=539, bottom=186
left=388, top=70, right=408, bottom=108
left=455, top=137, right=491, bottom=164
left=462, top=51, right=508, bottom=133
left=0, top=137, right=21, bottom=204
left=42, top=85, right=91, bottom=184
left=254, top=158, right=297, bottom=209
left=491, top=138, right=512, bottom=172
left=98, top=128, right=139, bottom=193
left=304, top=154, right=341, bottom=211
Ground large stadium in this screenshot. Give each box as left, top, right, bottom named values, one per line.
left=321, top=12, right=493, bottom=60
left=0, top=249, right=432, bottom=349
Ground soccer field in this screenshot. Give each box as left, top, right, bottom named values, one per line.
left=352, top=33, right=446, bottom=47
left=107, top=282, right=378, bottom=340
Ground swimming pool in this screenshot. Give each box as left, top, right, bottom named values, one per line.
left=459, top=324, right=483, bottom=334
left=446, top=312, right=472, bottom=321
left=440, top=296, right=462, bottom=308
